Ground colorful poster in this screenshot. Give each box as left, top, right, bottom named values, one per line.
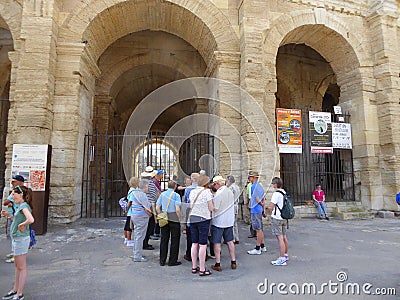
left=276, top=108, right=302, bottom=153
left=12, top=144, right=48, bottom=191
left=332, top=123, right=352, bottom=149
left=309, top=111, right=333, bottom=154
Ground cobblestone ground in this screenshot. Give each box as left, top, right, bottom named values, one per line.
left=0, top=217, right=399, bottom=299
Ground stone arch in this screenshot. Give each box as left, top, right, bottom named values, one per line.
left=0, top=1, right=22, bottom=43
left=96, top=49, right=201, bottom=96
left=59, top=0, right=239, bottom=65
left=264, top=8, right=370, bottom=100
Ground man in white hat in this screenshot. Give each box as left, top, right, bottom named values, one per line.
left=140, top=166, right=159, bottom=250
left=210, top=175, right=237, bottom=272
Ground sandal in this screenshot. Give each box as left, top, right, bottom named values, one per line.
left=199, top=269, right=212, bottom=276
left=192, top=267, right=199, bottom=274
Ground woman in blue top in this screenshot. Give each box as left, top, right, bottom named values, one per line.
left=1, top=185, right=34, bottom=300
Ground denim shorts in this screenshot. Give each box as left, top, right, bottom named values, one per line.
left=12, top=236, right=30, bottom=256
left=189, top=216, right=210, bottom=245
left=211, top=225, right=234, bottom=244
left=251, top=212, right=263, bottom=230
left=271, top=217, right=287, bottom=236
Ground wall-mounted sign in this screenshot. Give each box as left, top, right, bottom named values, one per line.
left=332, top=123, right=352, bottom=149
left=333, top=106, right=342, bottom=115
left=12, top=144, right=49, bottom=191
left=309, top=111, right=333, bottom=154
left=276, top=108, right=302, bottom=153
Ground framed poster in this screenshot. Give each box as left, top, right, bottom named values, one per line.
left=276, top=108, right=302, bottom=153
left=309, top=111, right=333, bottom=154
left=12, top=144, right=49, bottom=191
left=332, top=123, right=352, bottom=149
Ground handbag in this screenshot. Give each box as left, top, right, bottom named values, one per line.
left=157, top=192, right=174, bottom=227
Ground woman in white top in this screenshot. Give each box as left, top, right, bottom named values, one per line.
left=188, top=174, right=214, bottom=276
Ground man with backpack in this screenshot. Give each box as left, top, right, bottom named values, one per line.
left=267, top=177, right=289, bottom=266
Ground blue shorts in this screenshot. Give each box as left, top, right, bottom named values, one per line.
left=189, top=216, right=210, bottom=245
left=251, top=212, right=263, bottom=231
left=211, top=225, right=234, bottom=244
left=12, top=236, right=30, bottom=256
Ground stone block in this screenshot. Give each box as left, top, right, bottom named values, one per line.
left=377, top=211, right=395, bottom=218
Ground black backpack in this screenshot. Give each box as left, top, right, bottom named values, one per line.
left=274, top=190, right=295, bottom=228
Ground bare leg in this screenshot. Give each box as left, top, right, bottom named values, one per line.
left=226, top=241, right=236, bottom=261
left=214, top=243, right=221, bottom=264
left=191, top=243, right=199, bottom=270
left=256, top=229, right=264, bottom=246
left=14, top=254, right=27, bottom=296
left=199, top=244, right=207, bottom=271
left=283, top=235, right=288, bottom=254
left=276, top=235, right=286, bottom=257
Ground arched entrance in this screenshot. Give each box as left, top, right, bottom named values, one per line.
left=0, top=18, right=14, bottom=197
left=65, top=1, right=239, bottom=217
left=263, top=10, right=373, bottom=206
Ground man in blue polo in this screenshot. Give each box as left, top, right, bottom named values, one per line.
left=247, top=171, right=266, bottom=255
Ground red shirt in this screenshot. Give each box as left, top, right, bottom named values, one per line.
left=312, top=189, right=325, bottom=201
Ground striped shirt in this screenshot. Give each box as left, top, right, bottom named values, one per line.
left=146, top=180, right=159, bottom=204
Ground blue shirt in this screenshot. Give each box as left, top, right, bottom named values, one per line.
left=183, top=183, right=198, bottom=203
left=250, top=181, right=265, bottom=214
left=156, top=189, right=181, bottom=213
left=129, top=189, right=151, bottom=218
left=126, top=188, right=134, bottom=217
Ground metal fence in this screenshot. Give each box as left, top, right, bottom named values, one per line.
left=280, top=112, right=355, bottom=206
left=81, top=132, right=214, bottom=218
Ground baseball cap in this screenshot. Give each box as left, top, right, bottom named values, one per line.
left=12, top=175, right=25, bottom=182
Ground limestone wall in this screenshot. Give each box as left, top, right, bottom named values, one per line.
left=0, top=0, right=399, bottom=223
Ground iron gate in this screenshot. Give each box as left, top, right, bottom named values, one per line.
left=280, top=112, right=355, bottom=206
left=81, top=132, right=214, bottom=218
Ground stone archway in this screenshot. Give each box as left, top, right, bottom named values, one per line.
left=263, top=8, right=379, bottom=208
left=53, top=0, right=240, bottom=221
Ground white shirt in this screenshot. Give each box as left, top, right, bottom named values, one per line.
left=212, top=186, right=235, bottom=228
left=189, top=187, right=213, bottom=220
left=271, top=188, right=285, bottom=220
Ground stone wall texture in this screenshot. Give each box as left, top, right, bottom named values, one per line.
left=0, top=0, right=399, bottom=223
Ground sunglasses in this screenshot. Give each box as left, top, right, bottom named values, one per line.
left=14, top=185, right=24, bottom=195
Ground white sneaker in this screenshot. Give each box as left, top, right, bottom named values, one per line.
left=5, top=253, right=13, bottom=259
left=247, top=248, right=261, bottom=255
left=271, top=257, right=287, bottom=266
left=284, top=254, right=289, bottom=261
left=126, top=241, right=134, bottom=247
left=124, top=238, right=128, bottom=244
left=261, top=247, right=267, bottom=252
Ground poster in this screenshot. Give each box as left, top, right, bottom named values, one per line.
left=309, top=111, right=333, bottom=154
left=276, top=108, right=302, bottom=153
left=12, top=144, right=48, bottom=191
left=332, top=123, right=352, bottom=149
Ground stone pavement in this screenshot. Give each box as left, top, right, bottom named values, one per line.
left=0, top=217, right=399, bottom=300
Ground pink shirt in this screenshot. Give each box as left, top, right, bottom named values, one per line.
left=312, top=189, right=325, bottom=201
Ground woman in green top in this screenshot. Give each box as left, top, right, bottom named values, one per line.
left=1, top=185, right=34, bottom=300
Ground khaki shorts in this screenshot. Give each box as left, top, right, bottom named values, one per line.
left=271, top=217, right=287, bottom=236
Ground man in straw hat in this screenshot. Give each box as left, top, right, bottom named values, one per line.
left=246, top=171, right=267, bottom=255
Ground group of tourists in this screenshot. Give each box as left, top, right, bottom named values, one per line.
left=121, top=166, right=293, bottom=275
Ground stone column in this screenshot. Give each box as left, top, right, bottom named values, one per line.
left=94, top=95, right=113, bottom=134
left=206, top=50, right=241, bottom=182
left=366, top=0, right=400, bottom=210
left=239, top=0, right=274, bottom=181
left=5, top=0, right=58, bottom=194
left=51, top=42, right=100, bottom=222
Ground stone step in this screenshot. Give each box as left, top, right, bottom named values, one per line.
left=334, top=206, right=367, bottom=213
left=336, top=211, right=374, bottom=220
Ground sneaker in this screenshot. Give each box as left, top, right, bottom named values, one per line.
left=133, top=257, right=148, bottom=262
left=12, top=295, right=24, bottom=300
left=124, top=238, right=128, bottom=244
left=150, top=235, right=160, bottom=240
left=261, top=247, right=267, bottom=252
left=284, top=254, right=289, bottom=261
left=5, top=257, right=14, bottom=263
left=325, top=216, right=330, bottom=220
left=5, top=253, right=13, bottom=259
left=126, top=241, right=134, bottom=247
left=271, top=257, right=287, bottom=266
left=247, top=248, right=261, bottom=255
left=2, top=290, right=16, bottom=300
